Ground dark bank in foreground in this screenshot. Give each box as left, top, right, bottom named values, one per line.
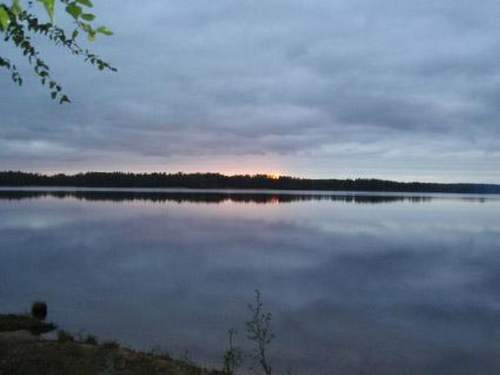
left=0, top=312, right=221, bottom=375
left=1, top=171, right=500, bottom=194
left=0, top=295, right=274, bottom=375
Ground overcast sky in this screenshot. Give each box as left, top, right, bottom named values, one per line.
left=1, top=0, right=500, bottom=182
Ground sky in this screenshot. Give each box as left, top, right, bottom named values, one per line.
left=1, top=0, right=500, bottom=183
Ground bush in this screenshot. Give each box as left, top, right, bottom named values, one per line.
left=102, top=341, right=120, bottom=350
left=84, top=335, right=98, bottom=346
left=0, top=314, right=56, bottom=335
left=57, top=330, right=74, bottom=343
left=223, top=329, right=243, bottom=375
left=31, top=302, right=47, bottom=321
left=246, top=290, right=274, bottom=375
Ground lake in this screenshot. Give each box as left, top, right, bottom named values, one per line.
left=1, top=189, right=500, bottom=374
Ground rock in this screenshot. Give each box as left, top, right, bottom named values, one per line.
left=31, top=301, right=48, bottom=320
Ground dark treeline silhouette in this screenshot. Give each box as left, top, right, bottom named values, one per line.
left=0, top=190, right=438, bottom=205
left=1, top=171, right=500, bottom=194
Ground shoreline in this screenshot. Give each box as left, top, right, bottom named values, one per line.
left=2, top=171, right=499, bottom=195
left=1, top=186, right=499, bottom=199
left=0, top=313, right=222, bottom=375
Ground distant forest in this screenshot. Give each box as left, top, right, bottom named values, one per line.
left=1, top=171, right=499, bottom=194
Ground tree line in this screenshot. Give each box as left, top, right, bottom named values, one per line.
left=1, top=171, right=499, bottom=194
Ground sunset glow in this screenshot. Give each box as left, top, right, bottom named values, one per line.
left=267, top=174, right=280, bottom=180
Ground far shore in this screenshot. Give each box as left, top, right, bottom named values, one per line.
left=1, top=171, right=499, bottom=195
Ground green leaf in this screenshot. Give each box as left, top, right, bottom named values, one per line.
left=80, top=13, right=95, bottom=21
left=87, top=30, right=96, bottom=42
left=11, top=0, right=22, bottom=16
left=0, top=7, right=10, bottom=31
left=76, top=0, right=93, bottom=7
left=80, top=22, right=91, bottom=34
left=37, top=0, right=55, bottom=22
left=96, top=26, right=113, bottom=36
left=65, top=3, right=82, bottom=19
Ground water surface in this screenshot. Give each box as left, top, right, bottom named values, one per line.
left=1, top=189, right=500, bottom=374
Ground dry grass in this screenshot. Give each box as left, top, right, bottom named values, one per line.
left=0, top=339, right=222, bottom=375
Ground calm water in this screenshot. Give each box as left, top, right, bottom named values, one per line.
left=1, top=189, right=500, bottom=374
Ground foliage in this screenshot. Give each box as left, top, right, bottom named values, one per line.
left=57, top=329, right=74, bottom=343
left=0, top=0, right=115, bottom=103
left=1, top=171, right=500, bottom=194
left=0, top=313, right=56, bottom=335
left=101, top=340, right=120, bottom=349
left=148, top=346, right=173, bottom=361
left=83, top=334, right=98, bottom=346
left=246, top=290, right=275, bottom=375
left=222, top=329, right=243, bottom=375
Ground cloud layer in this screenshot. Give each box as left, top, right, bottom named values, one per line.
left=1, top=0, right=500, bottom=182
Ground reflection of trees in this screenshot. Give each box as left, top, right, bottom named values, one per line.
left=0, top=190, right=437, bottom=205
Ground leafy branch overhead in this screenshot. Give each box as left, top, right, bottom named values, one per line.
left=0, top=0, right=115, bottom=103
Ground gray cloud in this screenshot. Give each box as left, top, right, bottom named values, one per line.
left=1, top=0, right=500, bottom=181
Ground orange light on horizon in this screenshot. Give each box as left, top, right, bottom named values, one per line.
left=267, top=173, right=280, bottom=180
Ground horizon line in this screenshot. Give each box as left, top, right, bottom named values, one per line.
left=1, top=170, right=499, bottom=187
